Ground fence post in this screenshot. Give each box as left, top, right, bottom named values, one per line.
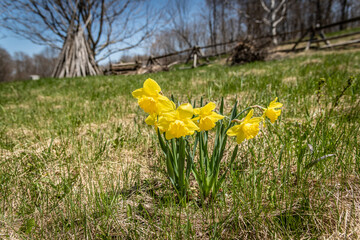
left=146, top=55, right=154, bottom=67
left=193, top=51, right=198, bottom=68
left=146, top=55, right=161, bottom=67
left=305, top=25, right=316, bottom=51
left=317, top=23, right=331, bottom=47
left=185, top=47, right=193, bottom=64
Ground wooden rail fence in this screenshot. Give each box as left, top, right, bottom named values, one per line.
left=108, top=16, right=360, bottom=74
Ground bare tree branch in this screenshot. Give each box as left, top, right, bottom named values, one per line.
left=0, top=0, right=160, bottom=63
left=260, top=0, right=270, bottom=13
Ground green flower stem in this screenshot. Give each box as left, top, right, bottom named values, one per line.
left=191, top=101, right=246, bottom=200
left=157, top=130, right=189, bottom=200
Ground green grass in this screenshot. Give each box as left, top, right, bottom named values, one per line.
left=1, top=50, right=360, bottom=239
left=325, top=26, right=360, bottom=38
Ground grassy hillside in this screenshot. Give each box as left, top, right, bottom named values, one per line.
left=1, top=50, right=360, bottom=239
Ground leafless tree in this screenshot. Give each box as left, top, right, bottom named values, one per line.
left=259, top=0, right=287, bottom=45
left=167, top=0, right=193, bottom=49
left=165, top=0, right=208, bottom=49
left=206, top=0, right=218, bottom=47
left=12, top=52, right=34, bottom=80
left=339, top=0, right=349, bottom=29
left=202, top=0, right=241, bottom=53
left=150, top=30, right=182, bottom=56
left=0, top=47, right=13, bottom=82
left=230, top=0, right=267, bottom=39
left=33, top=47, right=59, bottom=77
left=148, top=0, right=209, bottom=59
left=0, top=0, right=159, bottom=77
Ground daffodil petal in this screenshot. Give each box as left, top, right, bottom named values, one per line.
left=236, top=132, right=246, bottom=144
left=200, top=102, right=216, bottom=115
left=184, top=119, right=200, bottom=132
left=269, top=101, right=283, bottom=109
left=248, top=117, right=262, bottom=124
left=132, top=88, right=144, bottom=98
left=244, top=109, right=254, bottom=122
left=161, top=111, right=177, bottom=121
left=192, top=116, right=200, bottom=121
left=209, top=112, right=225, bottom=121
left=158, top=95, right=176, bottom=113
left=227, top=125, right=242, bottom=136
left=143, top=78, right=161, bottom=96
left=157, top=115, right=171, bottom=132
left=145, top=114, right=156, bottom=126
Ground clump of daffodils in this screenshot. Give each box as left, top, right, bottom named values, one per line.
left=132, top=78, right=283, bottom=201
left=132, top=78, right=224, bottom=139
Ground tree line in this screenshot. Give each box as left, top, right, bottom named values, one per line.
left=0, top=47, right=58, bottom=82
left=149, top=0, right=360, bottom=57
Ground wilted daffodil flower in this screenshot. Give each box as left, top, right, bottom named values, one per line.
left=227, top=109, right=262, bottom=144
left=158, top=103, right=199, bottom=140
left=263, top=97, right=283, bottom=123
left=193, top=102, right=224, bottom=131
left=132, top=78, right=175, bottom=115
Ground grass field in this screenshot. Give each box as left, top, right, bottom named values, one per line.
left=1, top=50, right=360, bottom=239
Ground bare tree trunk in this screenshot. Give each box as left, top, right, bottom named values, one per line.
left=340, top=0, right=348, bottom=30
left=212, top=0, right=217, bottom=53
left=315, top=0, right=322, bottom=26
left=52, top=22, right=101, bottom=78
left=221, top=2, right=226, bottom=52
left=325, top=0, right=334, bottom=26
left=260, top=0, right=287, bottom=45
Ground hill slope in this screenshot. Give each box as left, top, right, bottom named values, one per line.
left=1, top=50, right=359, bottom=239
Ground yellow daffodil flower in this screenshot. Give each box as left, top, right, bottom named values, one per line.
left=226, top=109, right=262, bottom=144
left=132, top=78, right=175, bottom=114
left=158, top=103, right=200, bottom=140
left=263, top=97, right=283, bottom=123
left=193, top=102, right=224, bottom=131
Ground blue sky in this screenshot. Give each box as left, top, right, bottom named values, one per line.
left=0, top=29, right=45, bottom=56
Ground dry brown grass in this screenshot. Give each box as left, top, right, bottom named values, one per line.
left=282, top=76, right=298, bottom=86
